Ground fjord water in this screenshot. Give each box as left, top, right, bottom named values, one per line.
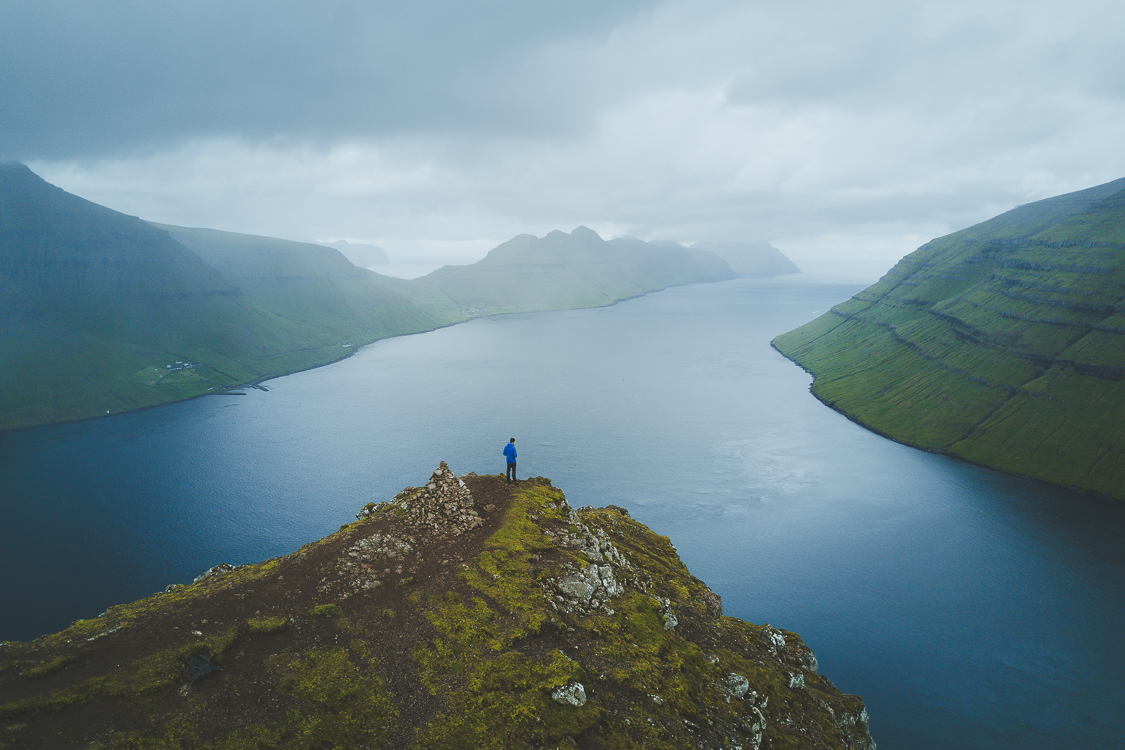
left=2, top=277, right=1123, bottom=749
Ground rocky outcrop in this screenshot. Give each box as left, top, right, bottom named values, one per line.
left=191, top=563, right=239, bottom=583
left=541, top=505, right=633, bottom=616
left=0, top=465, right=875, bottom=749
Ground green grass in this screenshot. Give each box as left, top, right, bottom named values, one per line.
left=87, top=644, right=398, bottom=750
left=1, top=628, right=239, bottom=721
left=246, top=616, right=289, bottom=634
left=410, top=481, right=865, bottom=749
left=20, top=654, right=80, bottom=680
left=773, top=177, right=1125, bottom=499
left=307, top=604, right=344, bottom=618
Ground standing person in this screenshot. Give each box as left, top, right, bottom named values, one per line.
left=503, top=438, right=517, bottom=483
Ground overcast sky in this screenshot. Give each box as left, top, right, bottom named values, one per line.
left=3, top=0, right=1124, bottom=279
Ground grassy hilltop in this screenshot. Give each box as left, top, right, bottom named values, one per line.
left=0, top=467, right=874, bottom=749
left=0, top=166, right=744, bottom=432
left=773, top=177, right=1125, bottom=500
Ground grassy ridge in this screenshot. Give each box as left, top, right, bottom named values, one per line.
left=1, top=168, right=741, bottom=431
left=157, top=225, right=463, bottom=342
left=0, top=473, right=874, bottom=749
left=0, top=164, right=287, bottom=429
left=0, top=165, right=470, bottom=431
left=773, top=177, right=1125, bottom=499
left=0, top=165, right=473, bottom=430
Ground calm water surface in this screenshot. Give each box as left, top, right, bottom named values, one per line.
left=2, top=277, right=1123, bottom=749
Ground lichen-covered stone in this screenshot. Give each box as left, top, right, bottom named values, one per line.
left=551, top=681, right=587, bottom=707
left=761, top=623, right=786, bottom=652
left=718, top=672, right=750, bottom=701
left=191, top=562, right=238, bottom=583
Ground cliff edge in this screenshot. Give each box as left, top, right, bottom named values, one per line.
left=0, top=465, right=874, bottom=749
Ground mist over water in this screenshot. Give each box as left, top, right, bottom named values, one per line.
left=2, top=277, right=1122, bottom=749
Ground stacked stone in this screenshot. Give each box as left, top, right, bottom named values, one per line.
left=347, top=532, right=414, bottom=561
left=400, top=462, right=483, bottom=537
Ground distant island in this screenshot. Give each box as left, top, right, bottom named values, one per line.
left=0, top=164, right=798, bottom=431
left=0, top=465, right=875, bottom=749
left=773, top=177, right=1125, bottom=501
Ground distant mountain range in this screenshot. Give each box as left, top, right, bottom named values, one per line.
left=773, top=177, right=1125, bottom=500
left=418, top=227, right=736, bottom=313
left=0, top=165, right=797, bottom=430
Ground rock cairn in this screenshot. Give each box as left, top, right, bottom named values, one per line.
left=392, top=462, right=483, bottom=537
left=330, top=463, right=483, bottom=598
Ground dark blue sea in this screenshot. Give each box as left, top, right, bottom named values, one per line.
left=2, top=276, right=1122, bottom=749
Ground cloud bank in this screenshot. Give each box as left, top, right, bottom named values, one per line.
left=4, top=0, right=1124, bottom=279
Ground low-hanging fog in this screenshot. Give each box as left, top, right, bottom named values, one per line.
left=3, top=0, right=1124, bottom=281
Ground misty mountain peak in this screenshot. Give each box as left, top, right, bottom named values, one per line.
left=569, top=225, right=603, bottom=242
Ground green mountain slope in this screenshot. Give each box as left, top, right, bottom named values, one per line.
left=157, top=224, right=465, bottom=371
left=0, top=467, right=875, bottom=749
left=691, top=240, right=800, bottom=277
left=773, top=177, right=1125, bottom=499
left=0, top=165, right=466, bottom=431
left=417, top=226, right=737, bottom=313
left=1, top=167, right=739, bottom=432
left=0, top=163, right=288, bottom=429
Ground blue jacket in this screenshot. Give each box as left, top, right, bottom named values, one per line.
left=503, top=443, right=517, bottom=464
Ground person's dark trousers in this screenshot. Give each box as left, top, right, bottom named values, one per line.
left=506, top=463, right=516, bottom=482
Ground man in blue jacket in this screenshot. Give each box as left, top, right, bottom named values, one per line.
left=503, top=438, right=517, bottom=483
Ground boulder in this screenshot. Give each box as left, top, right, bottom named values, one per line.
left=551, top=682, right=587, bottom=707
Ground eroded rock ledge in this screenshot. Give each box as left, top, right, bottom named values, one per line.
left=0, top=464, right=875, bottom=750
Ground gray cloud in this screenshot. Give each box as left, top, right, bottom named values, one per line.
left=1, top=0, right=657, bottom=158
left=6, top=0, right=1125, bottom=280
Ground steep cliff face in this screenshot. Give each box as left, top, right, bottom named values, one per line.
left=0, top=466, right=875, bottom=749
left=773, top=178, right=1125, bottom=500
